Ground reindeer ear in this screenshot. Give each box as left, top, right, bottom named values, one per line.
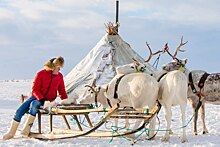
left=183, top=58, right=188, bottom=64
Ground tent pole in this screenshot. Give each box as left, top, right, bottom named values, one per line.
left=115, top=0, right=119, bottom=31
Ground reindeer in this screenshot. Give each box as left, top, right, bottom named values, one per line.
left=155, top=39, right=188, bottom=142
left=80, top=73, right=159, bottom=140
left=114, top=40, right=188, bottom=142
left=80, top=84, right=109, bottom=108
left=162, top=38, right=220, bottom=135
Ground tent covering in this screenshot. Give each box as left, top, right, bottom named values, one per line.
left=64, top=33, right=155, bottom=100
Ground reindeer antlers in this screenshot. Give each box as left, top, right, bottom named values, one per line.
left=173, top=36, right=188, bottom=58
left=144, top=42, right=165, bottom=63
left=165, top=36, right=188, bottom=60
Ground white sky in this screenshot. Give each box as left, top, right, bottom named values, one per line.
left=0, top=0, right=220, bottom=80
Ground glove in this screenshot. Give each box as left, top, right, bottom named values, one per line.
left=59, top=98, right=76, bottom=105
left=43, top=101, right=58, bottom=109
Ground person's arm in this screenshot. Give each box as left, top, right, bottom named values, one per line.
left=58, top=75, right=68, bottom=100
left=32, top=72, right=44, bottom=100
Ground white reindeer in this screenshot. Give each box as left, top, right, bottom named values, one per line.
left=157, top=69, right=188, bottom=142
left=80, top=84, right=109, bottom=108
left=80, top=73, right=159, bottom=140
left=115, top=39, right=189, bottom=142
left=154, top=38, right=188, bottom=142
left=163, top=55, right=220, bottom=135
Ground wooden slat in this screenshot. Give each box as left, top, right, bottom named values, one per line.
left=50, top=107, right=150, bottom=115
left=110, top=114, right=152, bottom=119
left=62, top=115, right=71, bottom=130
left=73, top=115, right=83, bottom=131
left=84, top=114, right=93, bottom=128
left=37, top=112, right=42, bottom=134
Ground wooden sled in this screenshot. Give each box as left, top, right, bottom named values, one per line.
left=27, top=103, right=161, bottom=140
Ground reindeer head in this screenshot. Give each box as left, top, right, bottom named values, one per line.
left=163, top=36, right=188, bottom=72
left=80, top=84, right=101, bottom=106
left=130, top=58, right=147, bottom=72
left=162, top=58, right=188, bottom=71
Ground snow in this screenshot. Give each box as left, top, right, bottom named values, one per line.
left=0, top=80, right=219, bottom=147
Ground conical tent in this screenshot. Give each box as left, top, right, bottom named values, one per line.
left=64, top=33, right=155, bottom=100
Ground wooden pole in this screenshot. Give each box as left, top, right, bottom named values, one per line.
left=116, top=0, right=119, bottom=32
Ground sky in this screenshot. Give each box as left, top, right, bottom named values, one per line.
left=0, top=0, right=220, bottom=80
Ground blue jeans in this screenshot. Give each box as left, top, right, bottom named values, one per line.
left=13, top=96, right=44, bottom=122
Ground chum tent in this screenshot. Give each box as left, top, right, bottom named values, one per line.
left=64, top=31, right=155, bottom=102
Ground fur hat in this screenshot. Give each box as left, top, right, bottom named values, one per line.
left=44, top=56, right=64, bottom=70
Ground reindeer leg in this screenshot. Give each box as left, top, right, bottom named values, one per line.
left=124, top=119, right=130, bottom=128
left=192, top=100, right=198, bottom=135
left=114, top=119, right=119, bottom=131
left=200, top=102, right=208, bottom=134
left=162, top=105, right=172, bottom=142
left=126, top=119, right=142, bottom=142
left=148, top=115, right=156, bottom=139
left=180, top=104, right=187, bottom=143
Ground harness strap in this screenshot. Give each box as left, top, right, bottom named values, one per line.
left=156, top=100, right=162, bottom=114
left=188, top=72, right=207, bottom=113
left=107, top=98, right=112, bottom=108
left=198, top=72, right=210, bottom=89
left=94, top=92, right=98, bottom=107
left=114, top=75, right=125, bottom=99
left=157, top=73, right=167, bottom=82
left=188, top=72, right=197, bottom=94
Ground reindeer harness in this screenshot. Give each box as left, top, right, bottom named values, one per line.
left=114, top=74, right=126, bottom=98
left=188, top=72, right=210, bottom=111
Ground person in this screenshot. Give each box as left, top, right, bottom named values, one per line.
left=3, top=56, right=68, bottom=140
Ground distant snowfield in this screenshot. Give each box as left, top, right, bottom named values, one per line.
left=0, top=81, right=219, bottom=147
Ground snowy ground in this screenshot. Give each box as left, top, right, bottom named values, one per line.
left=0, top=80, right=219, bottom=147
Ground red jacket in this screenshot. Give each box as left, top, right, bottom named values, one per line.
left=32, top=69, right=68, bottom=102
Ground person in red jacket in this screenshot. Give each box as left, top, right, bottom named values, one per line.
left=3, top=56, right=68, bottom=140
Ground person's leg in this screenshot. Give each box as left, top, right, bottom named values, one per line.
left=29, top=99, right=44, bottom=116
left=13, top=96, right=36, bottom=122
left=21, top=98, right=44, bottom=136
left=2, top=120, right=19, bottom=140
left=3, top=96, right=35, bottom=140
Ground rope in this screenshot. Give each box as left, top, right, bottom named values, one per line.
left=109, top=125, right=150, bottom=143
left=109, top=100, right=203, bottom=144
left=109, top=108, right=151, bottom=143
left=152, top=54, right=161, bottom=69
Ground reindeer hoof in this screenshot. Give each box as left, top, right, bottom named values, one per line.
left=169, top=130, right=173, bottom=135
left=130, top=139, right=135, bottom=145
left=202, top=130, right=208, bottom=134
left=162, top=136, right=169, bottom=142
left=181, top=138, right=188, bottom=143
